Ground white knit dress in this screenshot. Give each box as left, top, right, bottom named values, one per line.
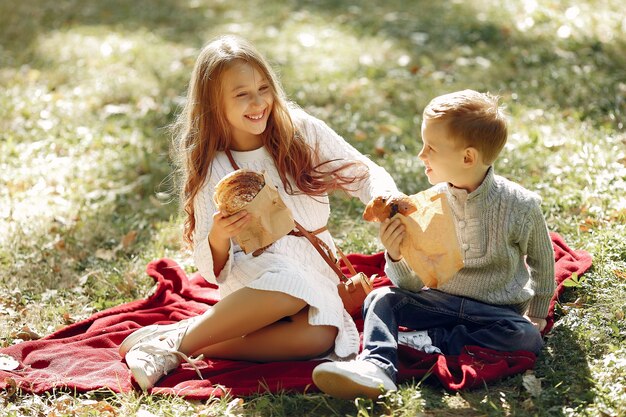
left=191, top=108, right=398, bottom=359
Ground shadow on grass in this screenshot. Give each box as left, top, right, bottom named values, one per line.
left=295, top=0, right=624, bottom=127
left=455, top=324, right=594, bottom=416
left=533, top=323, right=596, bottom=414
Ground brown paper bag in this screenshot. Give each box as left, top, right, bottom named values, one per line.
left=396, top=188, right=463, bottom=288
left=233, top=172, right=295, bottom=254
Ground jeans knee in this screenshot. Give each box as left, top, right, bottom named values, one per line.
left=520, top=327, right=544, bottom=354
left=363, top=287, right=407, bottom=312
left=506, top=321, right=543, bottom=354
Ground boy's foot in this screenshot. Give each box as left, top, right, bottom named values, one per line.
left=123, top=321, right=203, bottom=391
left=312, top=360, right=397, bottom=399
left=398, top=330, right=442, bottom=354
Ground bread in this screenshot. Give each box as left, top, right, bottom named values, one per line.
left=362, top=194, right=417, bottom=222
left=214, top=169, right=265, bottom=215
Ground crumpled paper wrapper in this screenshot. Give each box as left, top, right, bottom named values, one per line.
left=231, top=172, right=295, bottom=254
left=395, top=188, right=464, bottom=288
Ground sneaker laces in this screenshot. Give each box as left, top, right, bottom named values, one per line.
left=138, top=343, right=204, bottom=380
left=398, top=331, right=441, bottom=354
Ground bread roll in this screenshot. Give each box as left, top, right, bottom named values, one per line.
left=214, top=169, right=265, bottom=215
left=363, top=194, right=417, bottom=222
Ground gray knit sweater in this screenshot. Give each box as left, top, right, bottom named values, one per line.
left=384, top=167, right=555, bottom=319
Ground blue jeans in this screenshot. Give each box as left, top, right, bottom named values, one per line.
left=361, top=286, right=544, bottom=382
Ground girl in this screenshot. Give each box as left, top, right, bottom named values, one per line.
left=119, top=35, right=399, bottom=391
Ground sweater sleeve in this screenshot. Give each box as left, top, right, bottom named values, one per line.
left=192, top=179, right=234, bottom=285
left=383, top=252, right=425, bottom=292
left=294, top=110, right=399, bottom=203
left=521, top=203, right=556, bottom=318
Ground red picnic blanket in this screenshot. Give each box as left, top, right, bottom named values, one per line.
left=0, top=232, right=592, bottom=397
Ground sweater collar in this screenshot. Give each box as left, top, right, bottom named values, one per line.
left=446, top=166, right=496, bottom=204
left=228, top=146, right=270, bottom=164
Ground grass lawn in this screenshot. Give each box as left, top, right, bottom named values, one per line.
left=1, top=0, right=625, bottom=416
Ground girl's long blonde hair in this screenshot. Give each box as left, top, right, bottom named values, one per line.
left=172, top=35, right=365, bottom=247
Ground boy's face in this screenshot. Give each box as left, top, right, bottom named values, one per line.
left=418, top=118, right=468, bottom=186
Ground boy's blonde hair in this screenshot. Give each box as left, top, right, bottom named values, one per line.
left=423, top=90, right=507, bottom=165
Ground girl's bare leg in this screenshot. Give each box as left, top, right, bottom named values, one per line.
left=178, top=287, right=309, bottom=356
left=193, top=307, right=338, bottom=361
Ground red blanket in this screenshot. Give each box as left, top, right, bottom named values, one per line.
left=0, top=232, right=592, bottom=397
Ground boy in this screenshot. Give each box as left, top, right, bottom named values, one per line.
left=313, top=90, right=555, bottom=399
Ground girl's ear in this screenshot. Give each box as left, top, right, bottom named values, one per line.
left=463, top=147, right=479, bottom=167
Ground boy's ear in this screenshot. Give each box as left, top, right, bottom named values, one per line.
left=463, top=147, right=479, bottom=167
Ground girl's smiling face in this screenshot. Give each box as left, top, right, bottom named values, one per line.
left=222, top=61, right=274, bottom=151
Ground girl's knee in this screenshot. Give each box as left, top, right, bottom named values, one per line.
left=292, top=325, right=337, bottom=358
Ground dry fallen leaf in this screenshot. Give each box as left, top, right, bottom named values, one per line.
left=54, top=239, right=66, bottom=251
left=579, top=217, right=600, bottom=232
left=13, top=326, right=41, bottom=341
left=522, top=371, right=542, bottom=397
left=374, top=137, right=386, bottom=156
left=62, top=312, right=75, bottom=325
left=564, top=296, right=585, bottom=308
left=614, top=270, right=626, bottom=280
left=121, top=230, right=138, bottom=249
left=225, top=398, right=245, bottom=414
left=353, top=129, right=367, bottom=142
left=95, top=248, right=115, bottom=261
left=3, top=377, right=17, bottom=398
left=378, top=124, right=402, bottom=135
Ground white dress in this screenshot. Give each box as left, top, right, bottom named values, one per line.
left=192, top=108, right=398, bottom=359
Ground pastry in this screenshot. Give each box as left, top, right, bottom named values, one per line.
left=362, top=194, right=417, bottom=222
left=214, top=169, right=265, bottom=215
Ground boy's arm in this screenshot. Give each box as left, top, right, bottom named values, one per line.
left=384, top=255, right=424, bottom=292
left=380, top=218, right=425, bottom=292
left=523, top=205, right=556, bottom=320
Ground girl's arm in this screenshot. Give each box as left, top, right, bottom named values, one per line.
left=192, top=183, right=220, bottom=284
left=192, top=180, right=233, bottom=284
left=294, top=110, right=399, bottom=203
left=209, top=210, right=250, bottom=275
left=193, top=175, right=252, bottom=282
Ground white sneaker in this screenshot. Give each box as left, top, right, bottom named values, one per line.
left=123, top=320, right=203, bottom=391
left=312, top=360, right=397, bottom=399
left=119, top=316, right=201, bottom=358
left=398, top=330, right=442, bottom=354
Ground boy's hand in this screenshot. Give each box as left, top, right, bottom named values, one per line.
left=524, top=315, right=547, bottom=332
left=379, top=217, right=405, bottom=261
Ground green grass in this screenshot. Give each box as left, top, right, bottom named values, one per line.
left=1, top=0, right=625, bottom=416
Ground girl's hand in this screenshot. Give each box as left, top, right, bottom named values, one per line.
left=209, top=210, right=251, bottom=249
left=379, top=217, right=405, bottom=261
left=209, top=210, right=250, bottom=276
